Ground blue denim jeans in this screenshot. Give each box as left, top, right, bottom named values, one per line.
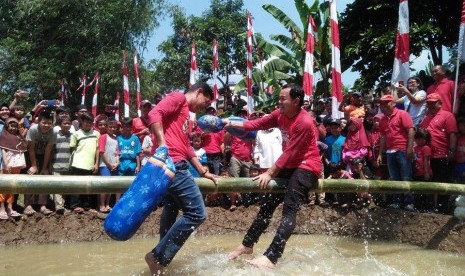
left=151, top=167, right=206, bottom=266
left=386, top=151, right=414, bottom=205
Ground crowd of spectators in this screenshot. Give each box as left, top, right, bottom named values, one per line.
left=1, top=65, right=465, bottom=219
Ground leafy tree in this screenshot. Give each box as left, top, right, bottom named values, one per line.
left=340, top=0, right=462, bottom=90
left=0, top=0, right=165, bottom=112
left=153, top=0, right=247, bottom=93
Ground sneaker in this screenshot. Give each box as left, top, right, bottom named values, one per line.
left=388, top=203, right=400, bottom=209
left=404, top=204, right=415, bottom=212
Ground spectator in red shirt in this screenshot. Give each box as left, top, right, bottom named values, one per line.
left=225, top=83, right=321, bottom=269
left=132, top=99, right=153, bottom=143
left=144, top=83, right=217, bottom=274
left=427, top=65, right=455, bottom=113
left=419, top=93, right=457, bottom=213
left=202, top=106, right=224, bottom=175
left=377, top=94, right=415, bottom=210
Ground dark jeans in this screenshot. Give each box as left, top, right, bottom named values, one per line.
left=431, top=158, right=453, bottom=213
left=206, top=153, right=222, bottom=175
left=68, top=167, right=97, bottom=209
left=386, top=151, right=414, bottom=206
left=241, top=168, right=318, bottom=264
left=151, top=163, right=206, bottom=266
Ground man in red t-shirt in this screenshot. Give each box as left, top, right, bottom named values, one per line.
left=419, top=93, right=457, bottom=212
left=132, top=99, right=152, bottom=143
left=376, top=94, right=415, bottom=210
left=225, top=84, right=321, bottom=269
left=426, top=65, right=455, bottom=113
left=144, top=83, right=217, bottom=274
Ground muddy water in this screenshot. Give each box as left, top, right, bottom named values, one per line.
left=1, top=234, right=464, bottom=275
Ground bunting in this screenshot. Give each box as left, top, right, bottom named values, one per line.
left=303, top=15, right=318, bottom=101
left=212, top=39, right=219, bottom=107
left=330, top=0, right=343, bottom=119
left=391, top=0, right=410, bottom=87
left=134, top=51, right=141, bottom=116
left=246, top=12, right=254, bottom=114
left=122, top=51, right=130, bottom=118
left=189, top=42, right=198, bottom=87
left=91, top=72, right=99, bottom=116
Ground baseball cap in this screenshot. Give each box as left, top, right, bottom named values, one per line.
left=426, top=93, right=441, bottom=102
left=353, top=91, right=362, bottom=97
left=379, top=95, right=395, bottom=102
left=140, top=99, right=152, bottom=107
left=328, top=118, right=341, bottom=126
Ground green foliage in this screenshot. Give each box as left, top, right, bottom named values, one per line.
left=340, top=0, right=462, bottom=90
left=153, top=0, right=247, bottom=92
left=0, top=0, right=165, bottom=112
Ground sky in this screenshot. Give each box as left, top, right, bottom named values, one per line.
left=142, top=0, right=441, bottom=89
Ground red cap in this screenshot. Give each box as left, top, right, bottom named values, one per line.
left=379, top=95, right=395, bottom=102
left=426, top=93, right=441, bottom=102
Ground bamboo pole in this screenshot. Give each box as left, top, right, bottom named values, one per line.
left=0, top=175, right=465, bottom=195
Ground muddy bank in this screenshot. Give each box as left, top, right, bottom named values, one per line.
left=1, top=206, right=464, bottom=254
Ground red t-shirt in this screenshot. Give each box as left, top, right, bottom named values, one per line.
left=244, top=109, right=322, bottom=175
left=420, top=109, right=457, bottom=158
left=230, top=135, right=253, bottom=161
left=456, top=134, right=465, bottom=163
left=426, top=78, right=455, bottom=113
left=147, top=92, right=196, bottom=162
left=414, top=144, right=432, bottom=177
left=202, top=131, right=224, bottom=154
left=132, top=117, right=150, bottom=143
left=379, top=108, right=414, bottom=151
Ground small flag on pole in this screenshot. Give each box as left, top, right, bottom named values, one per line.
left=246, top=12, right=255, bottom=114
left=134, top=51, right=141, bottom=116
left=189, top=42, right=198, bottom=87
left=212, top=39, right=219, bottom=107
left=122, top=51, right=130, bottom=118
left=303, top=15, right=317, bottom=101
left=391, top=0, right=410, bottom=87
left=114, top=91, right=120, bottom=122
left=91, top=72, right=99, bottom=116
left=329, top=0, right=343, bottom=119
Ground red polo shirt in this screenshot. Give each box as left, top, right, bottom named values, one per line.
left=148, top=92, right=196, bottom=162
left=244, top=109, right=321, bottom=175
left=202, top=131, right=224, bottom=154
left=379, top=108, right=414, bottom=151
left=419, top=109, right=457, bottom=158
left=427, top=78, right=455, bottom=113
left=230, top=135, right=253, bottom=161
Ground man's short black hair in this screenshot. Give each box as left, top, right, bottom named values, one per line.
left=75, top=104, right=88, bottom=111
left=282, top=83, right=304, bottom=106
left=56, top=106, right=71, bottom=115
left=121, top=117, right=133, bottom=126
left=188, top=82, right=213, bottom=101
left=38, top=109, right=54, bottom=122
left=80, top=112, right=94, bottom=123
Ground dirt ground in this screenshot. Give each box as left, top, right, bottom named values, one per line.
left=1, top=205, right=465, bottom=254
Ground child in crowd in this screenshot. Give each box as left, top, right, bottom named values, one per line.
left=326, top=162, right=353, bottom=207
left=10, top=105, right=30, bottom=137
left=342, top=118, right=370, bottom=174
left=413, top=128, right=434, bottom=212
left=69, top=112, right=100, bottom=213
left=51, top=115, right=73, bottom=214
left=25, top=110, right=55, bottom=215
left=455, top=118, right=465, bottom=184
left=0, top=118, right=27, bottom=218
left=117, top=117, right=141, bottom=177
left=188, top=133, right=208, bottom=177
left=367, top=114, right=385, bottom=179
left=94, top=114, right=108, bottom=135
left=141, top=134, right=156, bottom=167
left=323, top=119, right=346, bottom=167
left=98, top=117, right=120, bottom=213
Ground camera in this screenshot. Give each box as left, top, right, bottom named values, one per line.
left=45, top=100, right=57, bottom=107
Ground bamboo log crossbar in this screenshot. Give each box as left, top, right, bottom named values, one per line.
left=0, top=175, right=465, bottom=195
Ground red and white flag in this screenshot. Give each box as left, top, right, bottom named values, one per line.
left=212, top=39, right=219, bottom=107
left=77, top=75, right=87, bottom=105
left=122, top=51, right=130, bottom=118
left=59, top=79, right=66, bottom=105
left=91, top=72, right=99, bottom=116
left=114, top=91, right=120, bottom=122
left=391, top=0, right=410, bottom=86
left=303, top=15, right=318, bottom=101
left=189, top=42, right=198, bottom=87
left=134, top=51, right=141, bottom=116
left=330, top=0, right=343, bottom=119
left=454, top=0, right=465, bottom=113
left=246, top=12, right=255, bottom=114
